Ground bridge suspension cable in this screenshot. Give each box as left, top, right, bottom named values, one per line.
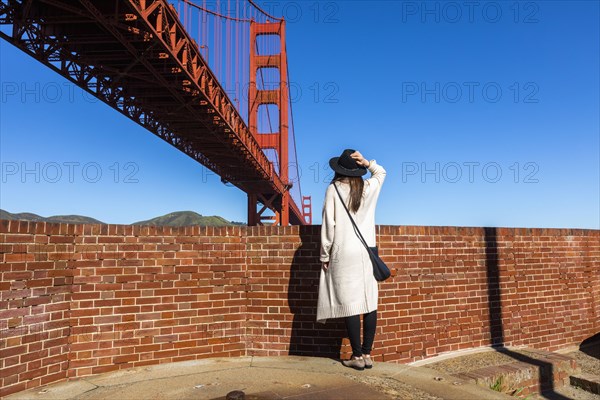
left=0, top=0, right=312, bottom=225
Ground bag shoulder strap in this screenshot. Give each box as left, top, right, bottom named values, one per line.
left=333, top=182, right=372, bottom=253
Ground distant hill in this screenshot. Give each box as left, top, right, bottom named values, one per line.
left=132, top=211, right=244, bottom=227
left=0, top=209, right=245, bottom=227
left=0, top=209, right=104, bottom=224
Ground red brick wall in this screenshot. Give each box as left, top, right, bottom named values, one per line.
left=1, top=220, right=598, bottom=397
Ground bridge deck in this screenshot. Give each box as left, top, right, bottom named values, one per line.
left=0, top=0, right=305, bottom=224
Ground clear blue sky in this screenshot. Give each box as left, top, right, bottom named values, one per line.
left=1, top=1, right=598, bottom=228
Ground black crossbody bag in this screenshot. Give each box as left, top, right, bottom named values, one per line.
left=333, top=183, right=391, bottom=282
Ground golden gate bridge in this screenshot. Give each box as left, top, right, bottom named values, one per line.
left=0, top=0, right=312, bottom=225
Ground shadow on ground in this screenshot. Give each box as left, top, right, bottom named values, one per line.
left=485, top=227, right=571, bottom=400
left=579, top=333, right=600, bottom=360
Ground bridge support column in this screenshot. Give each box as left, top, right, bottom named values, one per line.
left=248, top=192, right=284, bottom=226
left=302, top=196, right=312, bottom=225
left=248, top=20, right=290, bottom=226
left=247, top=194, right=258, bottom=226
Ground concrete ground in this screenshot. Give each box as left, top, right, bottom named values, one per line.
left=5, top=356, right=513, bottom=400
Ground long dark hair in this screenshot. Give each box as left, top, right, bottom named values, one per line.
left=332, top=172, right=364, bottom=213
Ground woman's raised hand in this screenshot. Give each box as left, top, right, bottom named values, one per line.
left=351, top=151, right=370, bottom=168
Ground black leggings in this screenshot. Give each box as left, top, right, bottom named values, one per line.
left=344, top=310, right=377, bottom=358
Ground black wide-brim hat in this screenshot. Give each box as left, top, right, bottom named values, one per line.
left=329, top=148, right=368, bottom=177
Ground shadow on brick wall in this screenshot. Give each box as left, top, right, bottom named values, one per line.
left=287, top=226, right=346, bottom=359
left=485, top=227, right=570, bottom=399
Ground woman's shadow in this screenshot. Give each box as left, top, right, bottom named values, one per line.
left=287, top=225, right=346, bottom=359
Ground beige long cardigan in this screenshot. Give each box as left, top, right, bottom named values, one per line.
left=316, top=160, right=387, bottom=324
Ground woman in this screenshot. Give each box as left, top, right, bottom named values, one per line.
left=316, top=148, right=387, bottom=371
